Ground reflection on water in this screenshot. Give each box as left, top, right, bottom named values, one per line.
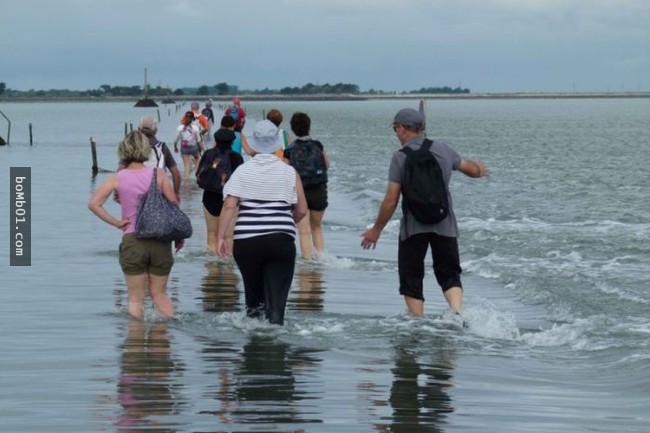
left=199, top=335, right=324, bottom=426
left=289, top=264, right=326, bottom=312
left=200, top=261, right=241, bottom=313
left=200, top=260, right=325, bottom=315
left=116, top=321, right=186, bottom=432
left=387, top=345, right=454, bottom=431
left=361, top=336, right=455, bottom=432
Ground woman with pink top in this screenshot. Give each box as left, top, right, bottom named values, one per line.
left=89, top=131, right=184, bottom=319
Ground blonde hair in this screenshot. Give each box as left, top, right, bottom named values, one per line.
left=118, top=131, right=150, bottom=165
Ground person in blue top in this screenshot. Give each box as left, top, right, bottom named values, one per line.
left=219, top=114, right=250, bottom=156
left=360, top=108, right=489, bottom=318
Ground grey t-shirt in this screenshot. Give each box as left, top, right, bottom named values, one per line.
left=388, top=135, right=461, bottom=240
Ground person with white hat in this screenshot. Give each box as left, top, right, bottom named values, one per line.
left=217, top=120, right=308, bottom=325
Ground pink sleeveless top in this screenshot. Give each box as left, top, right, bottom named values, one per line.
left=117, top=167, right=154, bottom=234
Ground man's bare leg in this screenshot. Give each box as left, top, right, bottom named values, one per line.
left=404, top=295, right=424, bottom=317
left=443, top=286, right=463, bottom=314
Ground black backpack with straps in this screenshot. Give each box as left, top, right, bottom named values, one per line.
left=196, top=148, right=232, bottom=193
left=287, top=139, right=328, bottom=188
left=400, top=139, right=449, bottom=224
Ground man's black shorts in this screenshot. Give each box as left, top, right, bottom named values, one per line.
left=398, top=232, right=462, bottom=301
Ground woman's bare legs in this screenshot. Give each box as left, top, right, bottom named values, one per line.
left=124, top=274, right=147, bottom=320
left=309, top=210, right=325, bottom=257
left=192, top=153, right=201, bottom=175
left=297, top=213, right=313, bottom=260
left=182, top=154, right=192, bottom=178
left=203, top=207, right=220, bottom=254
left=148, top=273, right=174, bottom=318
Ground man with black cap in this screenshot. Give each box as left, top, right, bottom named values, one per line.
left=360, top=108, right=489, bottom=319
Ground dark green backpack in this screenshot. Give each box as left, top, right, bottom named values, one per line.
left=287, top=139, right=328, bottom=188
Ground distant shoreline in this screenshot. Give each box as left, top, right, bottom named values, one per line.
left=1, top=91, right=649, bottom=103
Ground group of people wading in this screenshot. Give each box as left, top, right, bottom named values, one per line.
left=89, top=101, right=488, bottom=326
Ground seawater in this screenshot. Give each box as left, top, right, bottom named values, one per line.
left=0, top=98, right=649, bottom=432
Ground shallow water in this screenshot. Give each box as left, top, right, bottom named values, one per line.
left=1, top=98, right=649, bottom=432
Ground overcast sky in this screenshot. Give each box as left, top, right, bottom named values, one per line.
left=1, top=0, right=648, bottom=93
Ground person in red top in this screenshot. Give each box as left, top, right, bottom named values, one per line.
left=224, top=96, right=246, bottom=132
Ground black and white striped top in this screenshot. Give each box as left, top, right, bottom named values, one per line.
left=222, top=154, right=299, bottom=241
left=234, top=199, right=296, bottom=240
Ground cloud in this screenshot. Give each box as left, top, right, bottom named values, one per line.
left=1, top=0, right=648, bottom=92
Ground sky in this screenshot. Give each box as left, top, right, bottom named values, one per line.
left=1, top=0, right=649, bottom=93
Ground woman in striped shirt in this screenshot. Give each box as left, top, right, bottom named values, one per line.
left=217, top=120, right=308, bottom=325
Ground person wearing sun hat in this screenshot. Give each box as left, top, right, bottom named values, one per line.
left=216, top=120, right=308, bottom=325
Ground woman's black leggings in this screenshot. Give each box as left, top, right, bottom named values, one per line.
left=233, top=233, right=296, bottom=325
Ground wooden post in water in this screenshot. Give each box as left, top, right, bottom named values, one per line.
left=129, top=122, right=133, bottom=133
left=0, top=109, right=10, bottom=145
left=124, top=122, right=128, bottom=137
left=157, top=109, right=161, bottom=122
left=29, top=123, right=33, bottom=145
left=90, top=137, right=98, bottom=175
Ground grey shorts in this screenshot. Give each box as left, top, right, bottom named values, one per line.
left=119, top=234, right=173, bottom=276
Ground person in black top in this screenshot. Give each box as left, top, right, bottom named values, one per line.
left=198, top=128, right=243, bottom=254
left=283, top=112, right=330, bottom=261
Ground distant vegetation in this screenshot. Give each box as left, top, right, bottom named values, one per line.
left=0, top=81, right=470, bottom=98
left=410, top=86, right=470, bottom=94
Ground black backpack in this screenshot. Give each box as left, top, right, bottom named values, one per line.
left=400, top=139, right=449, bottom=224
left=287, top=139, right=328, bottom=188
left=196, top=148, right=232, bottom=193
left=201, top=107, right=214, bottom=124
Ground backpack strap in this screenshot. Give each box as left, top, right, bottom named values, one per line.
left=152, top=141, right=165, bottom=168
left=399, top=138, right=435, bottom=237
left=400, top=138, right=433, bottom=155
left=421, top=138, right=434, bottom=151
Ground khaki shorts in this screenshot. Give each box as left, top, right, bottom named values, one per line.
left=119, top=234, right=174, bottom=276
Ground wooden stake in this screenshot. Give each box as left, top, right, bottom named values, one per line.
left=90, top=137, right=98, bottom=175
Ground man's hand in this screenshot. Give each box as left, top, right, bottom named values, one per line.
left=360, top=227, right=382, bottom=250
